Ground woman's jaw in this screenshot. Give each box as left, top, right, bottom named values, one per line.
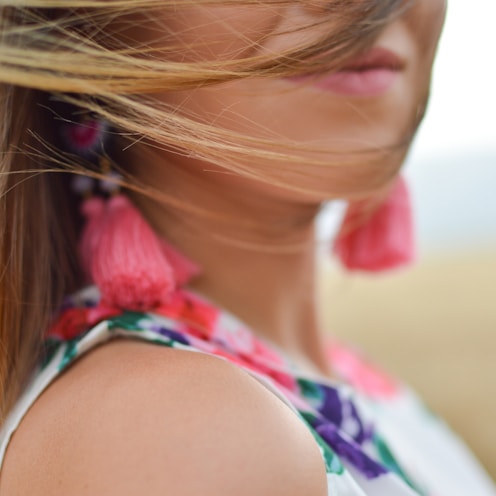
left=119, top=1, right=446, bottom=369
left=136, top=0, right=446, bottom=203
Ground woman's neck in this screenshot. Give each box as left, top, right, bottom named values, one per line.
left=129, top=152, right=333, bottom=378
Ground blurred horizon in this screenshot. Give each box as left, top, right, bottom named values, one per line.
left=405, top=0, right=496, bottom=255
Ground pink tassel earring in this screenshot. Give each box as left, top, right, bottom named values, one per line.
left=333, top=176, right=415, bottom=272
left=90, top=193, right=175, bottom=311
left=63, top=115, right=199, bottom=311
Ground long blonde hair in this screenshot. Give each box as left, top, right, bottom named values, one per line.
left=0, top=0, right=413, bottom=420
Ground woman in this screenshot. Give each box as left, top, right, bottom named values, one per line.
left=0, top=1, right=494, bottom=494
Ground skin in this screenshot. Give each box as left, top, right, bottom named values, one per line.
left=0, top=2, right=447, bottom=494
left=127, top=0, right=447, bottom=376
left=0, top=342, right=328, bottom=495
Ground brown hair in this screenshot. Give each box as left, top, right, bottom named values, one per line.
left=0, top=0, right=412, bottom=420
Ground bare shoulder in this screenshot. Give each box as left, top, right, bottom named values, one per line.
left=0, top=340, right=327, bottom=496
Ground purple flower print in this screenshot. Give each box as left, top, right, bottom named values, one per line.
left=318, top=385, right=373, bottom=446
left=316, top=422, right=388, bottom=480
left=152, top=325, right=191, bottom=345
left=319, top=386, right=343, bottom=426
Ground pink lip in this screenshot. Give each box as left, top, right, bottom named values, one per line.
left=289, top=47, right=404, bottom=97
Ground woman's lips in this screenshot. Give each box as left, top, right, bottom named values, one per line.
left=288, top=47, right=404, bottom=97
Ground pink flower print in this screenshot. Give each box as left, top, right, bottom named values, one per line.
left=211, top=314, right=255, bottom=356
left=327, top=340, right=400, bottom=400
left=252, top=339, right=288, bottom=368
left=86, top=303, right=121, bottom=327
left=47, top=308, right=90, bottom=340
left=156, top=291, right=218, bottom=338
left=212, top=348, right=261, bottom=374
left=47, top=304, right=122, bottom=340
left=268, top=369, right=299, bottom=394
left=239, top=349, right=299, bottom=395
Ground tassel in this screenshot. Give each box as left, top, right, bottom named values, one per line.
left=65, top=116, right=197, bottom=306
left=90, top=194, right=176, bottom=311
left=79, top=196, right=106, bottom=279
left=160, top=239, right=202, bottom=287
left=333, top=176, right=415, bottom=272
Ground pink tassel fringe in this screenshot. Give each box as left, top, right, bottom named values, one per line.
left=90, top=195, right=175, bottom=310
left=79, top=196, right=105, bottom=280
left=333, top=177, right=415, bottom=272
left=160, top=239, right=202, bottom=287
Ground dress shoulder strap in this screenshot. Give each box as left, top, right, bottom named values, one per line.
left=0, top=342, right=71, bottom=468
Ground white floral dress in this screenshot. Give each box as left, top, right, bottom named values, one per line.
left=0, top=285, right=494, bottom=495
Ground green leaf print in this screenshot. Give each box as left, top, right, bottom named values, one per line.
left=40, top=338, right=63, bottom=370
left=107, top=312, right=149, bottom=331
left=300, top=411, right=344, bottom=476
left=58, top=340, right=79, bottom=372
left=297, top=378, right=325, bottom=406
left=373, top=432, right=427, bottom=495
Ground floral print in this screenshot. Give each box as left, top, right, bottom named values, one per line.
left=0, top=285, right=495, bottom=496
left=327, top=340, right=400, bottom=400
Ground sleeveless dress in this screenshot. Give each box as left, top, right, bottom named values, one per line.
left=0, top=285, right=494, bottom=496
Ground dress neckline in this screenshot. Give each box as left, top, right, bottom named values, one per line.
left=50, top=283, right=401, bottom=402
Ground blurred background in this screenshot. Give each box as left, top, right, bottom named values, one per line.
left=321, top=0, right=496, bottom=479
